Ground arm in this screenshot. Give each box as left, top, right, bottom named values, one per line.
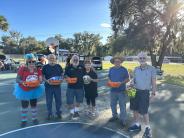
left=121, top=68, right=130, bottom=84
left=16, top=67, right=24, bottom=84
left=90, top=72, right=99, bottom=83
left=16, top=74, right=23, bottom=84
left=151, top=67, right=157, bottom=95
left=151, top=77, right=157, bottom=95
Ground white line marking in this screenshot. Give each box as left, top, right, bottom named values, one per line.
left=0, top=122, right=129, bottom=138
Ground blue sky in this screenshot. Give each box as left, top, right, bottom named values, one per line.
left=0, top=0, right=112, bottom=43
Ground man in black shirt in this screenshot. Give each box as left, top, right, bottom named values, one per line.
left=64, top=55, right=85, bottom=120
left=42, top=54, right=63, bottom=120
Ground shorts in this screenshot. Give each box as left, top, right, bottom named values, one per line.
left=130, top=89, right=150, bottom=115
left=66, top=88, right=84, bottom=105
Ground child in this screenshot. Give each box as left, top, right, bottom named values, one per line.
left=83, top=60, right=99, bottom=117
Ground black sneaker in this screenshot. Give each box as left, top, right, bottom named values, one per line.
left=69, top=113, right=74, bottom=120
left=32, top=119, right=39, bottom=125
left=142, top=127, right=152, bottom=138
left=56, top=114, right=62, bottom=120
left=73, top=112, right=80, bottom=119
left=20, top=121, right=27, bottom=128
left=119, top=121, right=126, bottom=128
left=46, top=114, right=54, bottom=121
left=108, top=116, right=118, bottom=122
left=128, top=124, right=141, bottom=132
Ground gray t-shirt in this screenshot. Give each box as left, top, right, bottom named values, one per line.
left=133, top=65, right=156, bottom=90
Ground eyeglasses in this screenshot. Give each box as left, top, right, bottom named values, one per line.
left=28, top=61, right=36, bottom=64
left=139, top=57, right=146, bottom=60
left=73, top=59, right=78, bottom=62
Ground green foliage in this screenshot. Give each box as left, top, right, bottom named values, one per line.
left=0, top=16, right=8, bottom=31
left=110, top=0, right=184, bottom=67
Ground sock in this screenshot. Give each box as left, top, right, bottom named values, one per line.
left=74, top=107, right=79, bottom=112
left=21, top=108, right=28, bottom=122
left=31, top=107, right=37, bottom=121
left=70, top=109, right=74, bottom=114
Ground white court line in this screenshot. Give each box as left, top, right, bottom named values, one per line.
left=0, top=82, right=15, bottom=86
left=0, top=122, right=129, bottom=138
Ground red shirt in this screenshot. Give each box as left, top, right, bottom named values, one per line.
left=18, top=66, right=42, bottom=91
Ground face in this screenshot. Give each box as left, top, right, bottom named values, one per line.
left=48, top=55, right=56, bottom=64
left=72, top=57, right=79, bottom=66
left=114, top=59, right=122, bottom=67
left=138, top=56, right=147, bottom=65
left=85, top=63, right=91, bottom=70
left=27, top=60, right=36, bottom=68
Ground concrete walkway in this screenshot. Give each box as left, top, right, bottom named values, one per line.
left=0, top=72, right=184, bottom=138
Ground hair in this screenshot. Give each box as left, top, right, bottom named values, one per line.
left=70, top=55, right=79, bottom=65
left=84, top=59, right=92, bottom=65
left=47, top=54, right=56, bottom=59
left=137, top=52, right=147, bottom=58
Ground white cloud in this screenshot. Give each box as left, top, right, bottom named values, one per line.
left=100, top=23, right=111, bottom=28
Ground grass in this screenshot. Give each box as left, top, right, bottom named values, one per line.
left=11, top=58, right=184, bottom=87
left=102, top=61, right=184, bottom=87
left=162, top=75, right=184, bottom=87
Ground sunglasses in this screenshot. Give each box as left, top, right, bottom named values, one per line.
left=28, top=61, right=36, bottom=64
left=139, top=57, right=146, bottom=60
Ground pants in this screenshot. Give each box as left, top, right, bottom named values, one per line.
left=45, top=87, right=62, bottom=115
left=86, top=97, right=96, bottom=107
left=110, top=92, right=127, bottom=123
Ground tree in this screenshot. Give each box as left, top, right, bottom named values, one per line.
left=72, top=32, right=102, bottom=56
left=110, top=0, right=184, bottom=68
left=0, top=16, right=8, bottom=31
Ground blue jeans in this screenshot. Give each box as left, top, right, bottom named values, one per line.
left=45, top=86, right=62, bottom=115
left=110, top=92, right=127, bottom=123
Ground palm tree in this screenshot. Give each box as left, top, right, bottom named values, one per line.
left=0, top=16, right=8, bottom=31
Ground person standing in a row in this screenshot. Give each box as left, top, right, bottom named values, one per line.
left=64, top=55, right=85, bottom=120
left=42, top=54, right=63, bottom=120
left=14, top=54, right=43, bottom=127
left=83, top=60, right=99, bottom=117
left=128, top=52, right=156, bottom=138
left=108, top=57, right=129, bottom=127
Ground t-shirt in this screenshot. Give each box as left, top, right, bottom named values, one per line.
left=108, top=66, right=129, bottom=92
left=84, top=69, right=98, bottom=98
left=134, top=65, right=156, bottom=90
left=42, top=64, right=63, bottom=88
left=18, top=66, right=42, bottom=91
left=64, top=64, right=85, bottom=89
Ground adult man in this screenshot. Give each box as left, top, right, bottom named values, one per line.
left=128, top=52, right=156, bottom=138
left=64, top=55, right=85, bottom=120
left=42, top=54, right=63, bottom=120
left=108, top=57, right=129, bottom=127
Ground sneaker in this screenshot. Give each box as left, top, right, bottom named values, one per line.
left=69, top=113, right=74, bottom=120
left=119, top=121, right=126, bottom=128
left=128, top=124, right=141, bottom=132
left=142, top=127, right=152, bottom=138
left=20, top=121, right=27, bottom=128
left=56, top=114, right=62, bottom=120
left=73, top=112, right=80, bottom=118
left=32, top=119, right=39, bottom=125
left=108, top=116, right=118, bottom=122
left=46, top=114, right=54, bottom=121
left=91, top=111, right=96, bottom=117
